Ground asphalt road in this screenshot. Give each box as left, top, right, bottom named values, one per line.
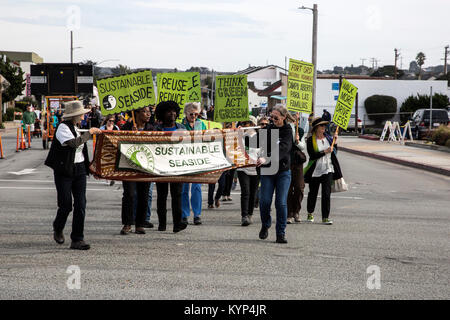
left=0, top=134, right=449, bottom=300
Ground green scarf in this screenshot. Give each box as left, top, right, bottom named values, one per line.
left=303, top=132, right=318, bottom=175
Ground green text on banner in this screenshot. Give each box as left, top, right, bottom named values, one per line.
left=287, top=59, right=314, bottom=114
left=156, top=72, right=201, bottom=117
left=97, top=70, right=156, bottom=116
left=214, top=74, right=249, bottom=123
left=332, top=78, right=358, bottom=130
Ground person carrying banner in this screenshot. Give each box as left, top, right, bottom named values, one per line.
left=303, top=117, right=342, bottom=225
left=237, top=116, right=260, bottom=226
left=181, top=102, right=207, bottom=225
left=256, top=105, right=294, bottom=244
left=120, top=107, right=154, bottom=235
left=44, top=101, right=102, bottom=250
left=153, top=100, right=188, bottom=233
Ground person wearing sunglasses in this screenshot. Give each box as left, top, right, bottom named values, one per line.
left=180, top=102, right=207, bottom=225
left=303, top=117, right=342, bottom=225
left=256, top=105, right=295, bottom=244
left=100, top=114, right=120, bottom=131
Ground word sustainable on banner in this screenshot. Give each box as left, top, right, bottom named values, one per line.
left=157, top=72, right=201, bottom=118
left=97, top=70, right=156, bottom=116
left=287, top=58, right=314, bottom=114
left=214, top=74, right=249, bottom=123
left=332, top=78, right=358, bottom=130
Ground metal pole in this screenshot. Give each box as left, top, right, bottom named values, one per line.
left=311, top=4, right=318, bottom=116
left=429, top=86, right=433, bottom=134
left=70, top=31, right=73, bottom=63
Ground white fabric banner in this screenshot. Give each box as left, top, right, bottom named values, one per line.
left=118, top=140, right=232, bottom=176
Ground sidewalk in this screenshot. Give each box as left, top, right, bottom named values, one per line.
left=339, top=136, right=450, bottom=176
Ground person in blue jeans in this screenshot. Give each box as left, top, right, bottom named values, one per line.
left=256, top=105, right=294, bottom=244
left=181, top=102, right=206, bottom=225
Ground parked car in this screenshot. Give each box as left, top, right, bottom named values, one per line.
left=410, top=108, right=449, bottom=139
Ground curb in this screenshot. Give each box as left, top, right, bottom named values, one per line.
left=358, top=135, right=380, bottom=141
left=339, top=146, right=450, bottom=177
left=405, top=142, right=450, bottom=154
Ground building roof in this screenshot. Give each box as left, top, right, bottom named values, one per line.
left=235, top=64, right=288, bottom=75
left=0, top=51, right=44, bottom=64
left=258, top=80, right=282, bottom=97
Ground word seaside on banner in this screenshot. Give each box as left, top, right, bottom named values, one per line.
left=97, top=70, right=156, bottom=115
left=332, top=78, right=358, bottom=130
left=214, top=74, right=249, bottom=123
left=157, top=72, right=201, bottom=117
left=287, top=58, right=314, bottom=114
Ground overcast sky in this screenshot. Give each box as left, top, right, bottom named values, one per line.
left=0, top=0, right=449, bottom=72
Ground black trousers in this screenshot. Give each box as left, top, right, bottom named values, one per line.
left=208, top=172, right=226, bottom=205
left=53, top=163, right=87, bottom=242
left=223, top=169, right=236, bottom=197
left=122, top=181, right=150, bottom=227
left=307, top=172, right=332, bottom=219
left=287, top=163, right=305, bottom=218
left=237, top=171, right=259, bottom=217
left=156, top=182, right=183, bottom=227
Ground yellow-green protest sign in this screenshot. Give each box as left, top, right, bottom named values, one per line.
left=97, top=70, right=156, bottom=116
left=287, top=58, right=314, bottom=114
left=200, top=119, right=222, bottom=129
left=157, top=72, right=201, bottom=118
left=332, top=78, right=358, bottom=130
left=214, top=74, right=249, bottom=123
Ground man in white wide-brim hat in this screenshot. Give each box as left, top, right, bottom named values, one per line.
left=45, top=100, right=102, bottom=250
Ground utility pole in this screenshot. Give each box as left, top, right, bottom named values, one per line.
left=443, top=45, right=449, bottom=75
left=299, top=4, right=318, bottom=116
left=360, top=58, right=366, bottom=67
left=70, top=31, right=73, bottom=63
left=394, top=48, right=400, bottom=79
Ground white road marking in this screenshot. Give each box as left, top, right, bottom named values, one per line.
left=8, top=169, right=37, bottom=175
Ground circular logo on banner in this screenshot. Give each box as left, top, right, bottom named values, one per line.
left=103, top=95, right=117, bottom=111
left=125, top=145, right=155, bottom=173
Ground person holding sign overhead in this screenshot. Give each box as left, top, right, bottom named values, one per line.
left=181, top=102, right=206, bottom=225
left=303, top=117, right=343, bottom=225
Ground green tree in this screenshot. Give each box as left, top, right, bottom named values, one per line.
left=111, top=64, right=132, bottom=76
left=364, top=95, right=398, bottom=125
left=400, top=93, right=450, bottom=122
left=416, top=52, right=426, bottom=79
left=371, top=65, right=404, bottom=78
left=0, top=55, right=25, bottom=103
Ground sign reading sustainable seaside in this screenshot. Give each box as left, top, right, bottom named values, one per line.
left=97, top=70, right=156, bottom=116
left=157, top=72, right=201, bottom=117
left=117, top=140, right=232, bottom=176
left=287, top=58, right=314, bottom=114
left=214, top=74, right=249, bottom=123
left=332, top=78, right=358, bottom=130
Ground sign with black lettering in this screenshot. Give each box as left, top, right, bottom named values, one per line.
left=287, top=58, right=314, bottom=114
left=156, top=72, right=201, bottom=118
left=97, top=70, right=156, bottom=116
left=214, top=74, right=249, bottom=123
left=332, top=78, right=358, bottom=130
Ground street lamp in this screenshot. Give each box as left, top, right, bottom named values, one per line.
left=70, top=30, right=83, bottom=63
left=298, top=4, right=318, bottom=116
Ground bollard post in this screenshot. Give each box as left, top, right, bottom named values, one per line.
left=21, top=127, right=26, bottom=150
left=16, top=127, right=20, bottom=152
left=0, top=134, right=4, bottom=159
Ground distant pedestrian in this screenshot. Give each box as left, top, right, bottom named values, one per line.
left=45, top=101, right=102, bottom=250
left=322, top=109, right=331, bottom=133
left=303, top=117, right=343, bottom=225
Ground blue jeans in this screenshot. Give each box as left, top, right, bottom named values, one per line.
left=259, top=170, right=291, bottom=236
left=182, top=183, right=202, bottom=218
left=146, top=182, right=154, bottom=221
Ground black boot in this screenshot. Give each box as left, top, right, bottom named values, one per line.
left=276, top=234, right=288, bottom=244
left=259, top=226, right=269, bottom=240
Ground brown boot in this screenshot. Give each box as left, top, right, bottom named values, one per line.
left=120, top=225, right=132, bottom=235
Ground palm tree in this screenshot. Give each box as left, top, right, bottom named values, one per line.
left=416, top=52, right=426, bottom=79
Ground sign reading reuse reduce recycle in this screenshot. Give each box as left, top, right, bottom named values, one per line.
left=214, top=74, right=249, bottom=123
left=156, top=72, right=201, bottom=117
left=332, top=78, right=358, bottom=130
left=97, top=70, right=156, bottom=116
left=287, top=58, right=314, bottom=114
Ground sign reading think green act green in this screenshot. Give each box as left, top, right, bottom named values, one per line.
left=97, top=70, right=156, bottom=116
left=156, top=72, right=201, bottom=117
left=214, top=74, right=248, bottom=123
left=332, top=78, right=358, bottom=130
left=287, top=58, right=314, bottom=114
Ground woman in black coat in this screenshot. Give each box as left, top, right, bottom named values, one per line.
left=303, top=117, right=343, bottom=225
